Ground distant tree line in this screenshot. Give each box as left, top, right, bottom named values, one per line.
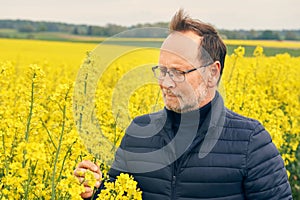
left=219, top=29, right=300, bottom=40
left=0, top=19, right=299, bottom=40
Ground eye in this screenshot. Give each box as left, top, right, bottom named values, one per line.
left=171, top=69, right=183, bottom=76
left=159, top=66, right=167, bottom=72
left=157, top=67, right=167, bottom=76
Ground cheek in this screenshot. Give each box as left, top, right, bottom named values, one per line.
left=196, top=82, right=208, bottom=96
left=176, top=82, right=198, bottom=100
left=185, top=76, right=203, bottom=91
left=190, top=72, right=208, bottom=86
left=184, top=76, right=208, bottom=96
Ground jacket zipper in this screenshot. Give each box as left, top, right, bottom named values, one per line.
left=171, top=174, right=176, bottom=198
left=171, top=161, right=177, bottom=199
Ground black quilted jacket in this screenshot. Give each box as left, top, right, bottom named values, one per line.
left=93, top=92, right=292, bottom=200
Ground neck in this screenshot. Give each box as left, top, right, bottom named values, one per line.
left=165, top=98, right=212, bottom=134
left=198, top=90, right=216, bottom=108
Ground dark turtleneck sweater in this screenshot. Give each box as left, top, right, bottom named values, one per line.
left=165, top=100, right=212, bottom=137
left=163, top=98, right=213, bottom=165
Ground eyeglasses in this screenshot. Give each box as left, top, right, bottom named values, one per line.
left=152, top=62, right=213, bottom=82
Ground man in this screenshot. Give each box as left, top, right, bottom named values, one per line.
left=74, top=9, right=292, bottom=199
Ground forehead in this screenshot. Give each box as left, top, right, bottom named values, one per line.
left=159, top=51, right=191, bottom=69
left=160, top=31, right=202, bottom=67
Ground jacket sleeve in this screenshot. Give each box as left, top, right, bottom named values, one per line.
left=243, top=122, right=293, bottom=199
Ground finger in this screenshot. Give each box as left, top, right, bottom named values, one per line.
left=80, top=187, right=93, bottom=198
left=78, top=160, right=99, bottom=172
left=83, top=180, right=101, bottom=187
left=76, top=173, right=101, bottom=185
left=95, top=181, right=101, bottom=188
left=77, top=177, right=85, bottom=184
left=74, top=168, right=87, bottom=177
left=93, top=172, right=101, bottom=181
left=94, top=164, right=101, bottom=175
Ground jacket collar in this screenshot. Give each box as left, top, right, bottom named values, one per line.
left=158, top=91, right=226, bottom=159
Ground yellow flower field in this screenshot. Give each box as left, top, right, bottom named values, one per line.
left=0, top=38, right=299, bottom=199
left=224, top=39, right=300, bottom=49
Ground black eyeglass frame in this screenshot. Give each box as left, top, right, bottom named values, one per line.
left=152, top=62, right=214, bottom=82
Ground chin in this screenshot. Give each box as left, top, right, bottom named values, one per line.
left=166, top=106, right=182, bottom=113
left=164, top=101, right=181, bottom=112
left=165, top=103, right=197, bottom=113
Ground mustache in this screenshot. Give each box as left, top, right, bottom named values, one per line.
left=163, top=89, right=180, bottom=97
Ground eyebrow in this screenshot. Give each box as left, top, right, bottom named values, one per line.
left=158, top=63, right=191, bottom=70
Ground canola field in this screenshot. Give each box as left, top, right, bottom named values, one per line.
left=0, top=38, right=299, bottom=199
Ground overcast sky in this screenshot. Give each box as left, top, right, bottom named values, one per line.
left=0, top=0, right=299, bottom=30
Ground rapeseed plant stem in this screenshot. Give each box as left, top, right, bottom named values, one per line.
left=51, top=103, right=66, bottom=200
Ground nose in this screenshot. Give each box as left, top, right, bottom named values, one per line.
left=159, top=72, right=175, bottom=88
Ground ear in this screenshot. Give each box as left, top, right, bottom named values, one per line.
left=207, top=61, right=221, bottom=88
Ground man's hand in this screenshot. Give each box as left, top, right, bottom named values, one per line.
left=74, top=160, right=102, bottom=199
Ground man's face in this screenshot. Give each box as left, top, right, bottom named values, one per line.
left=158, top=31, right=211, bottom=113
